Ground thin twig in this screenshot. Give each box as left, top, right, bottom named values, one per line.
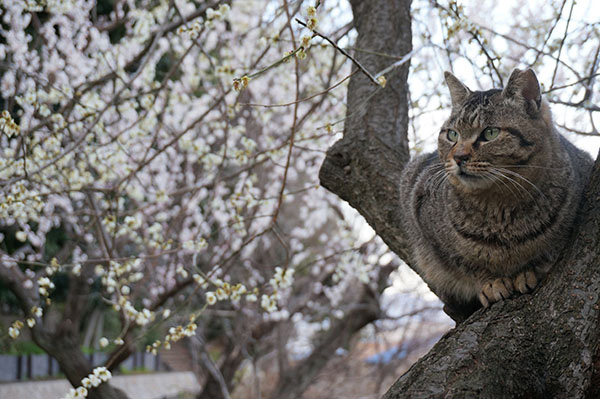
left=543, top=73, right=600, bottom=94
left=556, top=122, right=600, bottom=136
left=239, top=70, right=357, bottom=108
left=532, top=0, right=568, bottom=66
left=375, top=46, right=423, bottom=78
left=295, top=18, right=380, bottom=86
left=271, top=2, right=301, bottom=224
left=550, top=0, right=576, bottom=88
left=549, top=98, right=600, bottom=112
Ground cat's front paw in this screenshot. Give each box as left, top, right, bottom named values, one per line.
left=513, top=270, right=538, bottom=294
left=478, top=278, right=514, bottom=307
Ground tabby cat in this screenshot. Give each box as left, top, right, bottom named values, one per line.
left=400, top=69, right=592, bottom=313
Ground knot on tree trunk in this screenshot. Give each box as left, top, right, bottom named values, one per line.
left=319, top=138, right=355, bottom=193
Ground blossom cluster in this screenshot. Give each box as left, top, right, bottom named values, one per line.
left=148, top=318, right=198, bottom=354
left=0, top=110, right=19, bottom=137
left=306, top=5, right=319, bottom=30
left=96, top=259, right=144, bottom=295
left=202, top=275, right=257, bottom=306
left=260, top=267, right=295, bottom=313
left=60, top=366, right=112, bottom=399
left=177, top=3, right=231, bottom=38
left=37, top=276, right=55, bottom=297
left=8, top=320, right=23, bottom=339
left=7, top=306, right=43, bottom=339
left=0, top=0, right=386, bottom=392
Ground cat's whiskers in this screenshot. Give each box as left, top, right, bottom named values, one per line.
left=494, top=164, right=568, bottom=171
left=434, top=174, right=449, bottom=193
left=428, top=168, right=449, bottom=192
left=478, top=171, right=503, bottom=192
left=426, top=162, right=451, bottom=190
left=448, top=161, right=496, bottom=191
left=489, top=168, right=540, bottom=204
left=493, top=167, right=549, bottom=203
left=488, top=168, right=535, bottom=201
left=424, top=164, right=447, bottom=191
left=481, top=170, right=521, bottom=199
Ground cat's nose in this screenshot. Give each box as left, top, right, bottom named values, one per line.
left=453, top=152, right=471, bottom=166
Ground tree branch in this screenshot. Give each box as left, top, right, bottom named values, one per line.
left=319, top=0, right=426, bottom=306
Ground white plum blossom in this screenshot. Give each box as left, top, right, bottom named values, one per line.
left=261, top=294, right=278, bottom=313
left=206, top=292, right=217, bottom=305
left=0, top=0, right=424, bottom=394
left=8, top=326, right=19, bottom=339
left=61, top=366, right=111, bottom=399
left=15, top=231, right=27, bottom=242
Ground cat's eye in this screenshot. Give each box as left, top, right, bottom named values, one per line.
left=482, top=127, right=500, bottom=141
left=446, top=129, right=459, bottom=143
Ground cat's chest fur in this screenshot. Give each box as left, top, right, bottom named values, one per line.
left=415, top=159, right=569, bottom=271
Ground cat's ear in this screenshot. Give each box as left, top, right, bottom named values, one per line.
left=444, top=71, right=472, bottom=108
left=502, top=68, right=542, bottom=111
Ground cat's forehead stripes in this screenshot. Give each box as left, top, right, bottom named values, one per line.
left=449, top=89, right=502, bottom=129
left=464, top=89, right=501, bottom=109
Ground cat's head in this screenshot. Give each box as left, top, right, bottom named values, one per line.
left=438, top=68, right=556, bottom=194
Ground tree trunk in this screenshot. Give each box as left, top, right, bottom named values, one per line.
left=319, top=0, right=420, bottom=307
left=320, top=0, right=600, bottom=398
left=33, top=330, right=130, bottom=399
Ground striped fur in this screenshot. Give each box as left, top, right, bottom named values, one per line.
left=400, top=69, right=592, bottom=308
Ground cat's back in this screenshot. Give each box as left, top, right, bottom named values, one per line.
left=560, top=134, right=593, bottom=189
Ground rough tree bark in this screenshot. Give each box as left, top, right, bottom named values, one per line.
left=319, top=0, right=600, bottom=398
